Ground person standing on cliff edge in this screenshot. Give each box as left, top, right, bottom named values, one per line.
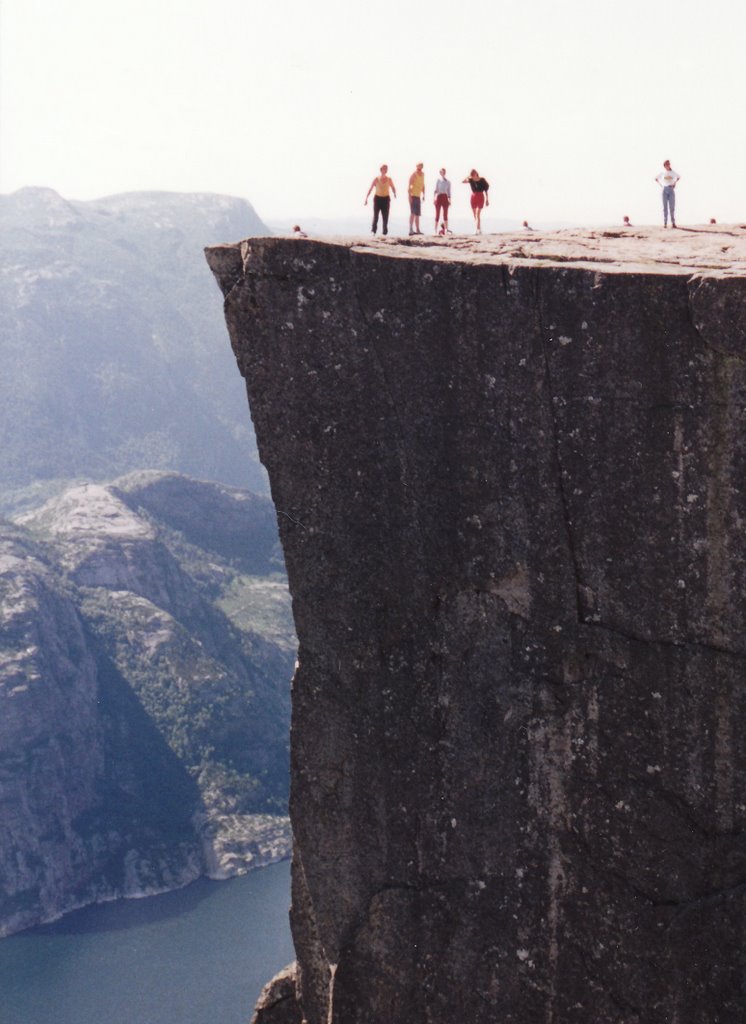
left=365, top=165, right=397, bottom=236
left=463, top=169, right=489, bottom=233
left=655, top=159, right=680, bottom=228
left=433, top=168, right=451, bottom=235
left=408, top=163, right=425, bottom=235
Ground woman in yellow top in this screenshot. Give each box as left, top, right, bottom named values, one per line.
left=408, top=163, right=425, bottom=235
left=364, top=165, right=397, bottom=236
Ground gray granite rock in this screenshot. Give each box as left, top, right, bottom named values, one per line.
left=0, top=524, right=202, bottom=937
left=0, top=472, right=293, bottom=936
left=252, top=962, right=302, bottom=1024
left=207, top=229, right=746, bottom=1024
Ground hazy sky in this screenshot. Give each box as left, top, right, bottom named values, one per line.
left=1, top=0, right=745, bottom=227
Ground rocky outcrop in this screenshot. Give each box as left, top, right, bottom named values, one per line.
left=0, top=472, right=294, bottom=936
left=207, top=227, right=746, bottom=1024
left=0, top=524, right=201, bottom=937
left=252, top=963, right=302, bottom=1024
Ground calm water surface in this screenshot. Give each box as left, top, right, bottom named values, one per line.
left=0, top=860, right=293, bottom=1024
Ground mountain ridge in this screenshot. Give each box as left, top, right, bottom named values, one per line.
left=0, top=471, right=294, bottom=937
left=0, top=188, right=271, bottom=514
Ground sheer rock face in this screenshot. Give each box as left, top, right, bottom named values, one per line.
left=0, top=472, right=293, bottom=937
left=207, top=229, right=746, bottom=1024
left=0, top=533, right=107, bottom=936
left=0, top=526, right=202, bottom=938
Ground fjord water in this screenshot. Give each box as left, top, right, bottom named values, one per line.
left=0, top=860, right=293, bottom=1024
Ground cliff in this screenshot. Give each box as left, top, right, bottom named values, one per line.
left=0, top=472, right=293, bottom=937
left=207, top=226, right=746, bottom=1024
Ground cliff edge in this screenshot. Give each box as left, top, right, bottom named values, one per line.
left=207, top=226, right=746, bottom=1024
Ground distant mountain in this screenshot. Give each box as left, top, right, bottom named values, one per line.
left=0, top=188, right=271, bottom=514
left=0, top=472, right=295, bottom=937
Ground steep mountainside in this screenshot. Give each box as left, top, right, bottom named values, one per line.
left=0, top=188, right=270, bottom=514
left=208, top=228, right=746, bottom=1024
left=0, top=472, right=294, bottom=936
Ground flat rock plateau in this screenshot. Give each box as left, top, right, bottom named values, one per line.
left=207, top=225, right=746, bottom=1024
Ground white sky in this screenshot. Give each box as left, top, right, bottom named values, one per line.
left=1, top=0, right=745, bottom=227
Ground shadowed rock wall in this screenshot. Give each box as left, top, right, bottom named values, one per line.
left=207, top=232, right=746, bottom=1024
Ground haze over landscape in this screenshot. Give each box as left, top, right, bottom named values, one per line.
left=2, top=0, right=744, bottom=228
left=2, top=2, right=746, bottom=1022
left=0, top=183, right=297, bottom=1024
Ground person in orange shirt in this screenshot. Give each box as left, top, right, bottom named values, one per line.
left=364, top=165, right=397, bottom=236
left=408, top=163, right=425, bottom=235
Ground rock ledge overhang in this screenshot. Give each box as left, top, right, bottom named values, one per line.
left=207, top=227, right=746, bottom=1024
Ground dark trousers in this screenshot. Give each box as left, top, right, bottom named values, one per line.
left=372, top=195, right=390, bottom=234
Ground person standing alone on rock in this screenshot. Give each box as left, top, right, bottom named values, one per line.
left=433, top=168, right=451, bottom=235
left=463, top=169, right=489, bottom=233
left=365, top=165, right=397, bottom=236
left=408, top=163, right=425, bottom=235
left=655, top=159, right=680, bottom=228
